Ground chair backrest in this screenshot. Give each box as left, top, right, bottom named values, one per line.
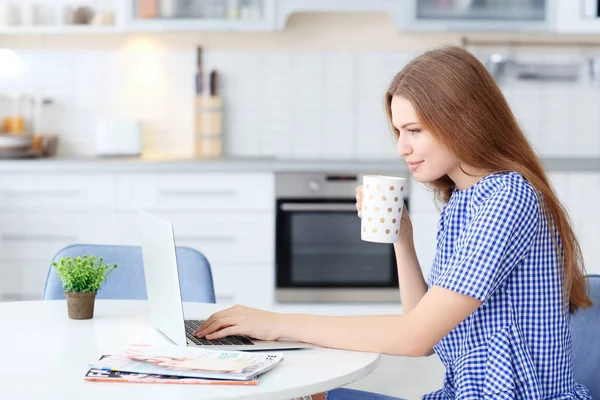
left=43, top=244, right=216, bottom=303
left=570, top=274, right=600, bottom=398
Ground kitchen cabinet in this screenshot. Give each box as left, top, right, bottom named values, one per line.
left=0, top=0, right=578, bottom=34
left=396, top=0, right=556, bottom=32
left=0, top=0, right=125, bottom=35
left=127, top=0, right=276, bottom=31
left=274, top=0, right=397, bottom=29
left=0, top=173, right=116, bottom=211
left=556, top=0, right=600, bottom=33
left=0, top=0, right=276, bottom=34
left=115, top=172, right=273, bottom=211
left=0, top=170, right=276, bottom=306
left=548, top=172, right=600, bottom=275
left=277, top=0, right=557, bottom=33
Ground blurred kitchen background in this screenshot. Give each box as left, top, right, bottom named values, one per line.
left=1, top=0, right=600, bottom=398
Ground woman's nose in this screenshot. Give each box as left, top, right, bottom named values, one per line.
left=397, top=136, right=412, bottom=157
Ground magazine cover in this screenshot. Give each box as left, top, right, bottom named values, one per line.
left=88, top=345, right=284, bottom=381
left=85, top=356, right=260, bottom=385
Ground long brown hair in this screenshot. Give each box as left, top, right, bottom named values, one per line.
left=385, top=45, right=591, bottom=313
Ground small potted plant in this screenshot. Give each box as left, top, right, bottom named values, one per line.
left=52, top=255, right=118, bottom=320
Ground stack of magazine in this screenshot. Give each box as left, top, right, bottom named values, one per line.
left=84, top=344, right=284, bottom=386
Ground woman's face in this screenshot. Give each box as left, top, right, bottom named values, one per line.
left=390, top=95, right=459, bottom=184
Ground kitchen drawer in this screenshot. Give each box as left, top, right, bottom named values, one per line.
left=0, top=174, right=116, bottom=211
left=115, top=211, right=275, bottom=266
left=116, top=172, right=274, bottom=212
left=210, top=263, right=274, bottom=308
left=0, top=260, right=51, bottom=300
left=0, top=213, right=120, bottom=261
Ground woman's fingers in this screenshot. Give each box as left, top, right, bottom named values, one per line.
left=356, top=185, right=363, bottom=218
left=206, top=325, right=244, bottom=340
left=193, top=307, right=235, bottom=336
left=196, top=316, right=237, bottom=338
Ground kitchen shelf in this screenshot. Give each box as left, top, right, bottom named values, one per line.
left=0, top=25, right=125, bottom=35
left=0, top=20, right=270, bottom=34
left=417, top=7, right=545, bottom=21
left=126, top=19, right=273, bottom=32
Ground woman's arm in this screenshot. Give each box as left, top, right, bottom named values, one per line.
left=356, top=185, right=429, bottom=313
left=394, top=238, right=428, bottom=314
left=394, top=238, right=433, bottom=355
left=195, top=286, right=480, bottom=357
left=279, top=286, right=480, bottom=356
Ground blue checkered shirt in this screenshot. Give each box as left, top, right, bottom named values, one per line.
left=424, top=172, right=591, bottom=399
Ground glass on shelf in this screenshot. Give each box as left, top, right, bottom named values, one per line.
left=416, top=0, right=546, bottom=21
left=134, top=0, right=263, bottom=21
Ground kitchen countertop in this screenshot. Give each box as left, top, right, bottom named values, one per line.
left=0, top=155, right=410, bottom=173
left=0, top=154, right=598, bottom=173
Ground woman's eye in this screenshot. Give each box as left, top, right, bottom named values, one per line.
left=408, top=128, right=421, bottom=134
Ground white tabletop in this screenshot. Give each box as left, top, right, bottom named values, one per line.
left=0, top=300, right=380, bottom=399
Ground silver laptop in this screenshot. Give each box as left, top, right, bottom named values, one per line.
left=137, top=209, right=312, bottom=351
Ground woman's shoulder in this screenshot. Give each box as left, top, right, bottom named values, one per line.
left=470, top=171, right=539, bottom=214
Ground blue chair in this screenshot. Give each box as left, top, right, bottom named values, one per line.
left=42, top=244, right=216, bottom=303
left=570, top=274, right=600, bottom=399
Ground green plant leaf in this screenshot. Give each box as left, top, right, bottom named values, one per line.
left=53, top=254, right=118, bottom=293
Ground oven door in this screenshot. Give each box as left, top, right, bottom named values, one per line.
left=275, top=198, right=401, bottom=303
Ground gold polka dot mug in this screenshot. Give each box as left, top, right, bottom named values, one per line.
left=361, top=175, right=406, bottom=244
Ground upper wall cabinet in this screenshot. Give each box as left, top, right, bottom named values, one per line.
left=0, top=0, right=124, bottom=34
left=0, top=0, right=277, bottom=34
left=555, top=0, right=600, bottom=33
left=395, top=0, right=556, bottom=32
left=275, top=0, right=556, bottom=33
left=274, top=0, right=394, bottom=30
left=128, top=0, right=276, bottom=31
left=0, top=0, right=588, bottom=34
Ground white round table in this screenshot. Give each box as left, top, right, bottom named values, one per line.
left=0, top=300, right=380, bottom=399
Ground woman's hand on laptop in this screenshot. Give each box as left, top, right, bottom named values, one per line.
left=193, top=304, right=283, bottom=341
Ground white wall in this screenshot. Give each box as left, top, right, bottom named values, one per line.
left=0, top=13, right=598, bottom=159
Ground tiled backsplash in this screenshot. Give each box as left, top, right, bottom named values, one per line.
left=0, top=44, right=599, bottom=159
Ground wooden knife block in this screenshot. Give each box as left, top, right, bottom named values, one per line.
left=194, top=95, right=223, bottom=158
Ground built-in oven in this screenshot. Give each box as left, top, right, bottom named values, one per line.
left=275, top=172, right=410, bottom=303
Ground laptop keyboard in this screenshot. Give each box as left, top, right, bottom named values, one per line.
left=184, top=320, right=254, bottom=346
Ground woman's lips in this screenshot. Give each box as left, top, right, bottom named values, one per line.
left=408, top=161, right=423, bottom=171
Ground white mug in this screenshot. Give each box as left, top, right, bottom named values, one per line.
left=361, top=175, right=406, bottom=244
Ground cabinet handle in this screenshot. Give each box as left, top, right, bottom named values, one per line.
left=280, top=203, right=357, bottom=212
left=177, top=235, right=236, bottom=243
left=159, top=189, right=237, bottom=197
left=215, top=294, right=236, bottom=302
left=1, top=234, right=78, bottom=242
left=0, top=190, right=79, bottom=197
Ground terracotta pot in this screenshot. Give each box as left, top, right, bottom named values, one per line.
left=64, top=291, right=97, bottom=320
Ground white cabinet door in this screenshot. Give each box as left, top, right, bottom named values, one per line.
left=0, top=213, right=121, bottom=301
left=560, top=173, right=600, bottom=275
left=0, top=260, right=49, bottom=300
left=125, top=0, right=276, bottom=31
left=556, top=0, right=600, bottom=33
left=0, top=213, right=120, bottom=261
left=395, top=0, right=554, bottom=32
left=116, top=172, right=274, bottom=212
left=544, top=172, right=600, bottom=275
left=113, top=211, right=275, bottom=266
left=0, top=174, right=116, bottom=211
left=210, top=263, right=274, bottom=308
left=275, top=0, right=391, bottom=29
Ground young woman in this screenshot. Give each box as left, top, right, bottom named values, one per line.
left=193, top=46, right=593, bottom=399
